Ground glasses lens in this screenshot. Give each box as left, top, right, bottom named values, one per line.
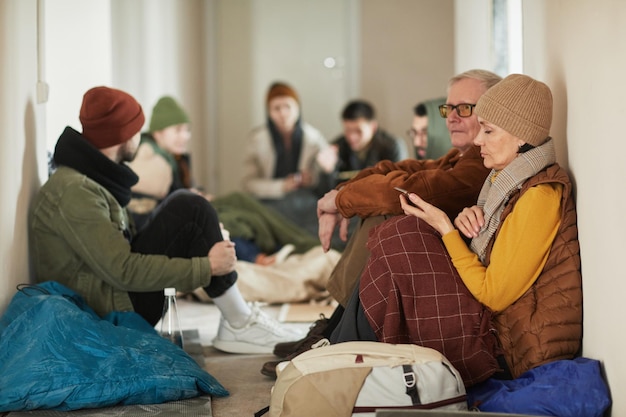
left=438, top=105, right=448, bottom=118
left=457, top=104, right=474, bottom=117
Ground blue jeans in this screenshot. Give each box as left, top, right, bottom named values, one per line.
left=129, top=189, right=237, bottom=325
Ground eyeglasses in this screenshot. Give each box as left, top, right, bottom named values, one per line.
left=438, top=103, right=476, bottom=118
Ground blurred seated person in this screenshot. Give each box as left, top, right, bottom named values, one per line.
left=128, top=96, right=319, bottom=264
left=242, top=81, right=328, bottom=199
left=315, top=99, right=408, bottom=195
left=241, top=81, right=329, bottom=240
left=127, top=96, right=195, bottom=228
left=409, top=97, right=451, bottom=160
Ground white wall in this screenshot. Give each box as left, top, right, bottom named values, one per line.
left=454, top=0, right=493, bottom=74
left=0, top=0, right=112, bottom=313
left=454, top=0, right=626, bottom=413
left=361, top=0, right=455, bottom=151
left=110, top=0, right=215, bottom=190
left=0, top=0, right=42, bottom=314
left=525, top=0, right=626, bottom=411
left=45, top=0, right=112, bottom=151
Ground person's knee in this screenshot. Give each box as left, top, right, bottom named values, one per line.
left=168, top=189, right=203, bottom=206
left=166, top=190, right=217, bottom=217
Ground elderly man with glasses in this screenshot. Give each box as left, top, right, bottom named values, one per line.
left=316, top=69, right=502, bottom=301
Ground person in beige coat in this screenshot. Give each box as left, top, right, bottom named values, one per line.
left=242, top=81, right=328, bottom=199
left=242, top=81, right=329, bottom=240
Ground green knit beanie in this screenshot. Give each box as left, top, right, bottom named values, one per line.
left=149, top=96, right=190, bottom=132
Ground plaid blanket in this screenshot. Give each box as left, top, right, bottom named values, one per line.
left=359, top=215, right=499, bottom=386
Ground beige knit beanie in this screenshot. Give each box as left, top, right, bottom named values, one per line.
left=475, top=74, right=552, bottom=147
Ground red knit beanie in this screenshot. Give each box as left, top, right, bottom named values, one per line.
left=266, top=82, right=300, bottom=107
left=79, top=86, right=145, bottom=149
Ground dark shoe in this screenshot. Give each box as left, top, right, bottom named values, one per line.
left=261, top=338, right=330, bottom=378
left=260, top=359, right=282, bottom=378
left=272, top=314, right=330, bottom=358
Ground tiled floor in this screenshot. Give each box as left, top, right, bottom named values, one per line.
left=169, top=297, right=316, bottom=417
left=170, top=297, right=312, bottom=347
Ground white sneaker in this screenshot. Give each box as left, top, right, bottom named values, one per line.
left=212, top=304, right=303, bottom=354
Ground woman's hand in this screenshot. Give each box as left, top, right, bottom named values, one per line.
left=208, top=240, right=237, bottom=276
left=454, top=205, right=485, bottom=239
left=400, top=193, right=455, bottom=236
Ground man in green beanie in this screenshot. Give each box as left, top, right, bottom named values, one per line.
left=128, top=96, right=194, bottom=228
left=128, top=96, right=320, bottom=263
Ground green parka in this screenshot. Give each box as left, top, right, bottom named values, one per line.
left=29, top=164, right=212, bottom=317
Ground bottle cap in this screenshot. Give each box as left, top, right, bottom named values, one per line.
left=164, top=287, right=176, bottom=296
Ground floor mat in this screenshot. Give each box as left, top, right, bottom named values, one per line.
left=6, top=396, right=212, bottom=417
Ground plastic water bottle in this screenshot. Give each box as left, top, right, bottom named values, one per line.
left=160, top=287, right=184, bottom=349
left=221, top=226, right=230, bottom=241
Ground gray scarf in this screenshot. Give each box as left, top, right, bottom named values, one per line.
left=470, top=138, right=556, bottom=264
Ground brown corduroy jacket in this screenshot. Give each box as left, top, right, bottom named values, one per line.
left=488, top=164, right=583, bottom=378
left=335, top=146, right=490, bottom=221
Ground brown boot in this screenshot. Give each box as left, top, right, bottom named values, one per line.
left=261, top=338, right=330, bottom=378
left=272, top=314, right=330, bottom=358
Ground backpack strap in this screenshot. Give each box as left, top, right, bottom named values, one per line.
left=254, top=405, right=269, bottom=417
left=403, top=364, right=421, bottom=405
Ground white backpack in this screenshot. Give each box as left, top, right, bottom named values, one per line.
left=267, top=341, right=468, bottom=417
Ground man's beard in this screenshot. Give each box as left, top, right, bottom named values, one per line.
left=117, top=141, right=138, bottom=163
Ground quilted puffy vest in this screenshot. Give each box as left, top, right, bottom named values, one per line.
left=486, top=164, right=582, bottom=378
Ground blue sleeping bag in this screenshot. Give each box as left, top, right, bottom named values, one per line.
left=467, top=357, right=611, bottom=417
left=0, top=281, right=228, bottom=412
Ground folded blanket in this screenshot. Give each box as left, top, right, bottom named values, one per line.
left=0, top=281, right=228, bottom=412
left=236, top=246, right=341, bottom=304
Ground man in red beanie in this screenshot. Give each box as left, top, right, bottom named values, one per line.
left=29, top=86, right=302, bottom=354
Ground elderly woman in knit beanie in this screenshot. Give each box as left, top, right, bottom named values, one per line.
left=332, top=74, right=582, bottom=388
left=241, top=81, right=328, bottom=198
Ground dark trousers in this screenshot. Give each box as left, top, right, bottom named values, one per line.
left=129, top=189, right=237, bottom=325
left=329, top=284, right=377, bottom=344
